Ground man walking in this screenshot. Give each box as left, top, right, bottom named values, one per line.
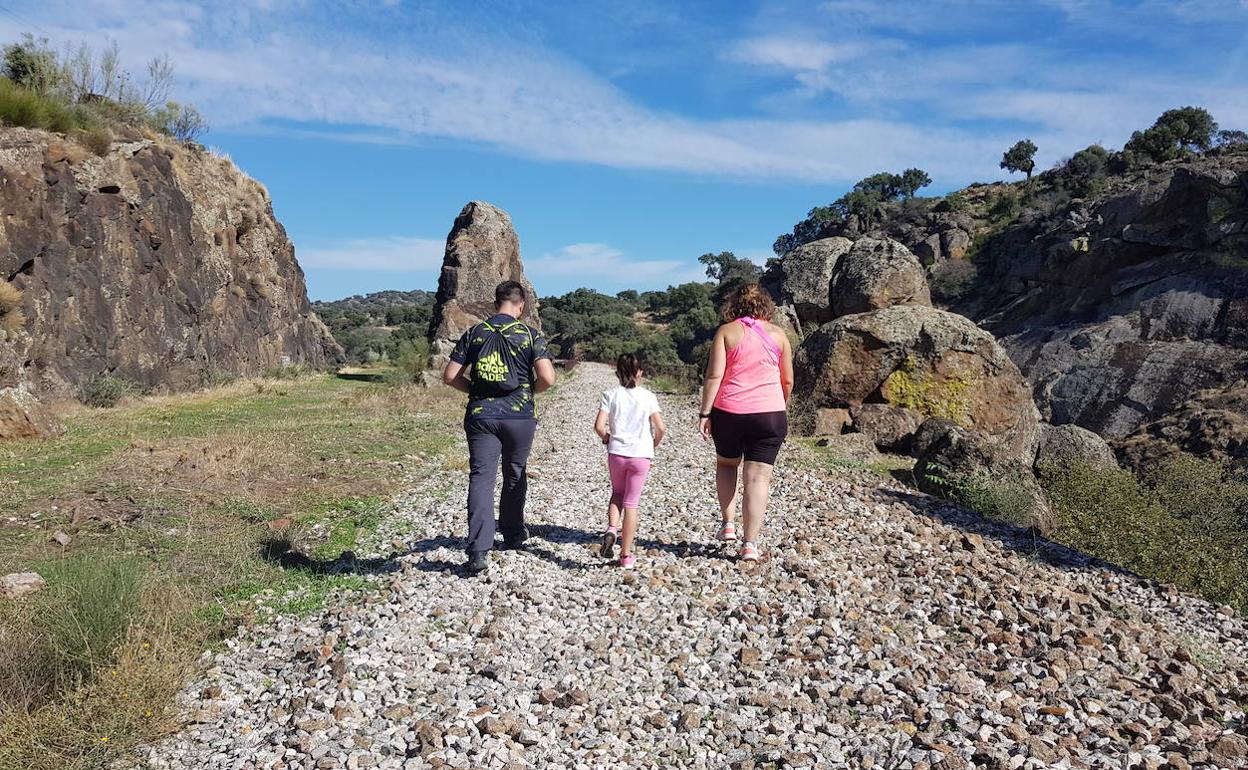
left=442, top=281, right=556, bottom=575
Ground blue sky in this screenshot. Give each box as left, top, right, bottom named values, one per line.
left=7, top=1, right=1248, bottom=300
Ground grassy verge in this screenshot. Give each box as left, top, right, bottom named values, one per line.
left=798, top=436, right=916, bottom=481
left=0, top=371, right=461, bottom=770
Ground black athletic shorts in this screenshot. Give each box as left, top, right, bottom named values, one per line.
left=709, top=407, right=788, bottom=465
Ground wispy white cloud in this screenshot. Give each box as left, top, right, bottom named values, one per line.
left=0, top=0, right=1011, bottom=183
left=298, top=235, right=445, bottom=272
left=526, top=243, right=705, bottom=291
left=5, top=0, right=1246, bottom=188
left=729, top=36, right=880, bottom=71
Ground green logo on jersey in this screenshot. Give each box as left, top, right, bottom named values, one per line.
left=476, top=350, right=509, bottom=382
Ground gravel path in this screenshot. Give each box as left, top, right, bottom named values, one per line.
left=141, top=364, right=1247, bottom=770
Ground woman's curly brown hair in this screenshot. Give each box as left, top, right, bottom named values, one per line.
left=722, top=282, right=776, bottom=322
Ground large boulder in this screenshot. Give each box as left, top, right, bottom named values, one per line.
left=0, top=387, right=63, bottom=439
left=0, top=128, right=342, bottom=400
left=761, top=237, right=852, bottom=330
left=849, top=403, right=923, bottom=452
left=914, top=422, right=1055, bottom=532
left=829, top=238, right=931, bottom=317
left=1036, top=423, right=1117, bottom=470
left=794, top=305, right=1041, bottom=461
left=427, top=201, right=541, bottom=367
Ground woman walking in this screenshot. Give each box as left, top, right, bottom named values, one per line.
left=698, top=283, right=793, bottom=562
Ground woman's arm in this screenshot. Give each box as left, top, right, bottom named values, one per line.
left=779, top=331, right=795, bottom=404
left=699, top=326, right=728, bottom=440
left=650, top=412, right=667, bottom=447
left=594, top=409, right=610, bottom=444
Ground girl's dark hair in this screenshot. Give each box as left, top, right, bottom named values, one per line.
left=722, top=282, right=776, bottom=322
left=616, top=353, right=641, bottom=388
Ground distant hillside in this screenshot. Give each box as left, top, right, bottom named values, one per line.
left=312, top=290, right=435, bottom=365
left=312, top=289, right=435, bottom=314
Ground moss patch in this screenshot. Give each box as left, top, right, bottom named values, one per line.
left=881, top=356, right=973, bottom=423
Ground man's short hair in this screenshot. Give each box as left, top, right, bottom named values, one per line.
left=495, top=281, right=527, bottom=306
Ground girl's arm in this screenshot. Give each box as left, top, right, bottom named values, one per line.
left=699, top=325, right=728, bottom=440
left=650, top=412, right=667, bottom=447
left=594, top=409, right=610, bottom=444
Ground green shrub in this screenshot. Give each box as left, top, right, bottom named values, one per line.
left=0, top=554, right=145, bottom=707
left=1040, top=458, right=1248, bottom=612
left=383, top=339, right=430, bottom=385
left=81, top=374, right=137, bottom=408
left=41, top=555, right=145, bottom=690
left=78, top=125, right=112, bottom=156
left=988, top=189, right=1022, bottom=223
left=951, top=471, right=1041, bottom=529
left=199, top=367, right=238, bottom=389
left=0, top=77, right=84, bottom=132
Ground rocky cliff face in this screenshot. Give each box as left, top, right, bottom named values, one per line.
left=427, top=201, right=540, bottom=367
left=815, top=152, right=1248, bottom=462
left=0, top=128, right=341, bottom=400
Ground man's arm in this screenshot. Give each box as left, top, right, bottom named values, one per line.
left=533, top=358, right=557, bottom=393
left=442, top=360, right=471, bottom=393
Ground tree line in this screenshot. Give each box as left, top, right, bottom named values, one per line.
left=776, top=106, right=1247, bottom=256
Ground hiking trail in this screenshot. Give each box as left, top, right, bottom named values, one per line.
left=142, top=364, right=1248, bottom=770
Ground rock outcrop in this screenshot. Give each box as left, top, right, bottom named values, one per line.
left=825, top=155, right=1248, bottom=449
left=1036, top=423, right=1118, bottom=470
left=1114, top=383, right=1248, bottom=469
left=0, top=128, right=341, bottom=400
left=795, top=305, right=1042, bottom=462
left=427, top=201, right=540, bottom=367
left=829, top=237, right=931, bottom=317
left=760, top=236, right=851, bottom=330
left=847, top=403, right=922, bottom=453
left=0, top=387, right=62, bottom=439
left=0, top=571, right=44, bottom=598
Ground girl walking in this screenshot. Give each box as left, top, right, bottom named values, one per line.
left=698, top=283, right=793, bottom=562
left=594, top=354, right=666, bottom=568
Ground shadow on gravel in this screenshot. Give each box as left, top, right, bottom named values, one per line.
left=872, top=486, right=1134, bottom=576
left=526, top=524, right=734, bottom=566
left=258, top=538, right=403, bottom=575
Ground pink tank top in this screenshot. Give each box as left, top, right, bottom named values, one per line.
left=713, top=317, right=787, bottom=414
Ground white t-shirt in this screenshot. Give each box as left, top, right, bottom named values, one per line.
left=599, top=385, right=661, bottom=459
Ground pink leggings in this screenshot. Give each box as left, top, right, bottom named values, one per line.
left=608, top=454, right=652, bottom=509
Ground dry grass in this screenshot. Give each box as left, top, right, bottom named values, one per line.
left=0, top=372, right=462, bottom=770
left=0, top=281, right=22, bottom=332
